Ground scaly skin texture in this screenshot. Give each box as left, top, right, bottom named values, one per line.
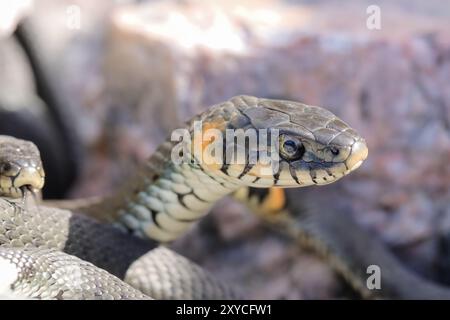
left=0, top=247, right=151, bottom=300
left=0, top=96, right=368, bottom=299
left=125, top=247, right=240, bottom=300
left=0, top=199, right=241, bottom=299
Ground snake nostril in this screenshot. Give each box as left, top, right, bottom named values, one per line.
left=329, top=147, right=340, bottom=156
left=0, top=162, right=12, bottom=173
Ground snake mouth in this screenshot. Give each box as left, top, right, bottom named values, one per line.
left=0, top=162, right=45, bottom=198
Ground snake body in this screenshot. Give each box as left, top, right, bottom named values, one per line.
left=0, top=247, right=151, bottom=300
left=237, top=187, right=450, bottom=299
left=0, top=96, right=369, bottom=299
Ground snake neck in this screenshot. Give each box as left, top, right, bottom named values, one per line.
left=77, top=101, right=251, bottom=242
left=81, top=139, right=241, bottom=243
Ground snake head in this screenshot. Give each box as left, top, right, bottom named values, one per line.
left=200, top=96, right=368, bottom=187
left=0, top=135, right=45, bottom=198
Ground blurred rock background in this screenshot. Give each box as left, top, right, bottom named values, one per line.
left=1, top=0, right=450, bottom=298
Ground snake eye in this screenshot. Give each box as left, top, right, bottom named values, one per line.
left=280, top=136, right=305, bottom=161
left=0, top=162, right=18, bottom=175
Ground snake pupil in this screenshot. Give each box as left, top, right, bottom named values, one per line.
left=283, top=140, right=297, bottom=154
left=280, top=137, right=305, bottom=161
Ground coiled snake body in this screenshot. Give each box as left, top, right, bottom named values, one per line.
left=0, top=95, right=369, bottom=299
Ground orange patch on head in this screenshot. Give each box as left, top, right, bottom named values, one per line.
left=261, top=188, right=286, bottom=214
left=192, top=119, right=226, bottom=171
left=201, top=120, right=226, bottom=132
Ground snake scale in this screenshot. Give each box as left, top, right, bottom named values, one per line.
left=0, top=95, right=371, bottom=299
